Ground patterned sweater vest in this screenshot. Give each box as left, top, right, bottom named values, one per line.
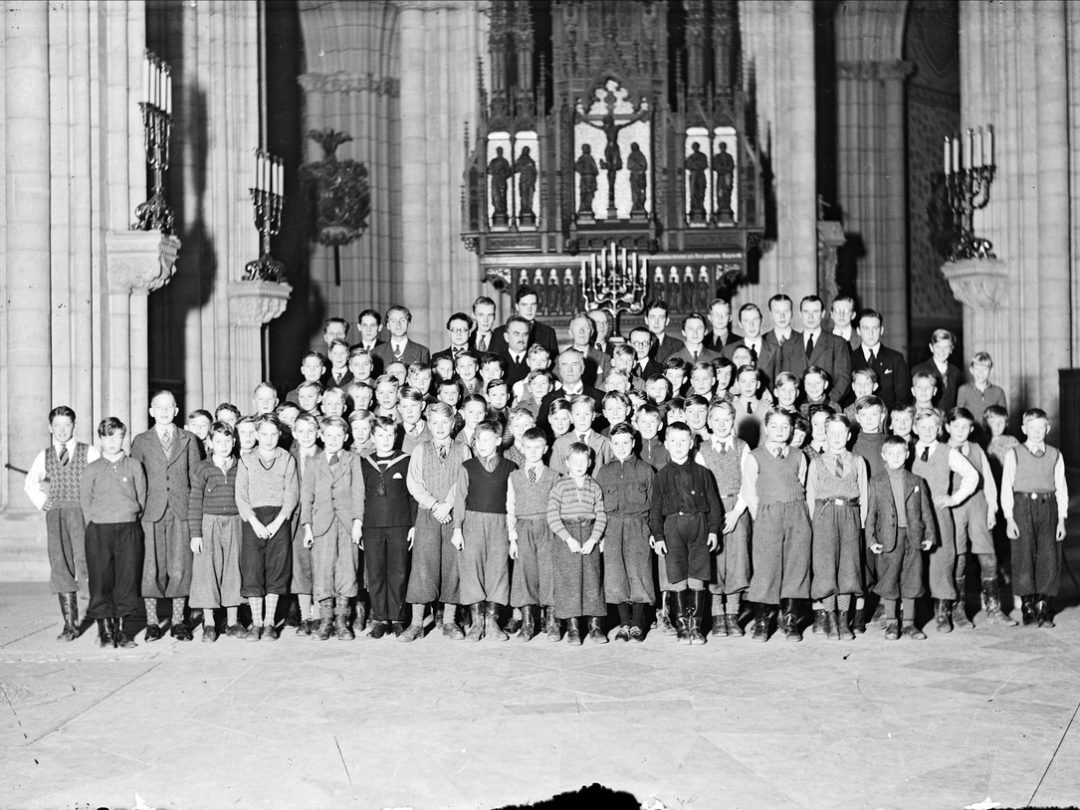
left=752, top=447, right=804, bottom=504
left=911, top=442, right=952, bottom=498
left=420, top=441, right=469, bottom=500
left=509, top=467, right=559, bottom=519
left=698, top=439, right=745, bottom=497
left=811, top=453, right=860, bottom=500
left=44, top=443, right=89, bottom=510
left=1013, top=444, right=1059, bottom=491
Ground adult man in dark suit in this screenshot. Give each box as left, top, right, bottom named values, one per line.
left=762, top=293, right=796, bottom=354
left=644, top=299, right=685, bottom=363
left=568, top=312, right=609, bottom=387
left=627, top=326, right=663, bottom=382
left=430, top=312, right=475, bottom=368
left=469, top=296, right=498, bottom=354
left=778, top=295, right=852, bottom=402
left=498, top=315, right=532, bottom=390
left=829, top=294, right=861, bottom=352
left=722, top=302, right=780, bottom=383
left=670, top=312, right=721, bottom=365
left=371, top=305, right=431, bottom=370
left=850, top=308, right=911, bottom=411
left=537, top=348, right=604, bottom=427
left=703, top=297, right=740, bottom=351
left=489, top=285, right=560, bottom=359
left=910, top=328, right=963, bottom=412
left=352, top=308, right=386, bottom=374
left=587, top=309, right=616, bottom=355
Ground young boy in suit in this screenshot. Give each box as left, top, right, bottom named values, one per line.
left=290, top=412, right=321, bottom=635
left=866, top=437, right=936, bottom=639
left=301, top=415, right=365, bottom=641
left=131, top=390, right=201, bottom=641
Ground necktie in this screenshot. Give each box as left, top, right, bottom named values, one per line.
left=330, top=452, right=339, bottom=466
left=718, top=442, right=727, bottom=455
left=870, top=350, right=878, bottom=365
left=437, top=443, right=447, bottom=460
left=805, top=334, right=814, bottom=358
left=394, top=343, right=403, bottom=360
left=528, top=467, right=537, bottom=483
left=920, top=446, right=930, bottom=463
left=690, top=351, right=698, bottom=362
left=834, top=454, right=843, bottom=478
left=773, top=447, right=782, bottom=459
left=57, top=445, right=69, bottom=466
left=159, top=428, right=173, bottom=455
left=478, top=335, right=488, bottom=352
left=746, top=401, right=753, bottom=415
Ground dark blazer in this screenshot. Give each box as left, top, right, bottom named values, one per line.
left=500, top=352, right=531, bottom=390
left=704, top=330, right=740, bottom=352
left=865, top=469, right=936, bottom=553
left=670, top=345, right=720, bottom=366
left=299, top=449, right=365, bottom=537
left=631, top=357, right=664, bottom=381
left=469, top=332, right=497, bottom=354
left=349, top=340, right=385, bottom=375
left=778, top=331, right=852, bottom=403
left=490, top=319, right=560, bottom=360
left=722, top=337, right=780, bottom=383
left=850, top=344, right=911, bottom=411
left=130, top=427, right=201, bottom=522
left=581, top=346, right=610, bottom=387
left=911, top=360, right=963, bottom=413
left=430, top=346, right=471, bottom=368
left=322, top=369, right=352, bottom=390
left=372, top=339, right=431, bottom=370
left=537, top=385, right=604, bottom=428
left=649, top=333, right=685, bottom=364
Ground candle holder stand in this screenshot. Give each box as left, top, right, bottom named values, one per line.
left=244, top=188, right=287, bottom=282
left=581, top=243, right=649, bottom=340
left=945, top=163, right=996, bottom=262
left=132, top=102, right=175, bottom=234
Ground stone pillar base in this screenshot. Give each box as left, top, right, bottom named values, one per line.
left=228, top=280, right=292, bottom=405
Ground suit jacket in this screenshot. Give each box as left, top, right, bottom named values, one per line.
left=831, top=327, right=861, bottom=352
left=322, top=369, right=352, bottom=390
left=865, top=469, right=936, bottom=553
left=490, top=319, right=560, bottom=359
left=850, top=344, right=911, bottom=411
left=704, top=330, right=740, bottom=352
left=580, top=345, right=610, bottom=387
left=649, top=333, right=685, bottom=364
left=722, top=337, right=780, bottom=382
left=299, top=449, right=366, bottom=537
left=911, top=360, right=963, bottom=413
left=778, top=331, right=852, bottom=402
left=130, top=427, right=201, bottom=522
left=631, top=357, right=664, bottom=381
left=670, top=345, right=720, bottom=366
left=537, top=385, right=604, bottom=428
left=470, top=332, right=497, bottom=354
left=372, top=339, right=431, bottom=370
left=500, top=352, right=531, bottom=390
left=349, top=340, right=385, bottom=375
left=431, top=346, right=471, bottom=368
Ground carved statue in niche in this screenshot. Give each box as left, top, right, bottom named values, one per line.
left=713, top=142, right=735, bottom=222
left=578, top=109, right=640, bottom=216
left=686, top=142, right=708, bottom=223
left=627, top=142, right=648, bottom=218
left=487, top=146, right=512, bottom=226
left=514, top=146, right=537, bottom=225
left=575, top=144, right=599, bottom=217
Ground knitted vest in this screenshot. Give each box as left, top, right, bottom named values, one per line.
left=420, top=441, right=469, bottom=500
left=1013, top=444, right=1059, bottom=492
left=463, top=456, right=514, bottom=513
left=950, top=442, right=987, bottom=490
left=43, top=443, right=89, bottom=510
left=508, top=466, right=558, bottom=519
left=811, top=452, right=860, bottom=500
left=752, top=446, right=804, bottom=504
left=852, top=432, right=886, bottom=478
left=911, top=442, right=952, bottom=497
left=697, top=439, right=745, bottom=497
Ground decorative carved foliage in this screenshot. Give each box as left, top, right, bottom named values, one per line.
left=299, top=129, right=371, bottom=248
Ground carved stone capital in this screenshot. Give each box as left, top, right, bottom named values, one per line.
left=106, top=231, right=181, bottom=294
left=228, top=280, right=293, bottom=326
left=298, top=72, right=401, bottom=98
left=837, top=59, right=915, bottom=82
left=942, top=258, right=1008, bottom=311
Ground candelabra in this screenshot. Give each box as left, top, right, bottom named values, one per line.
left=244, top=149, right=287, bottom=282
left=943, top=126, right=996, bottom=261
left=579, top=242, right=648, bottom=339
left=132, top=51, right=175, bottom=233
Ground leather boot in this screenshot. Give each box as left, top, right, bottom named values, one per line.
left=587, top=616, right=608, bottom=643
left=96, top=618, right=115, bottom=648
left=504, top=609, right=522, bottom=635
left=834, top=611, right=854, bottom=641
left=334, top=597, right=355, bottom=640
left=518, top=605, right=537, bottom=641
left=1036, top=595, right=1055, bottom=628
left=441, top=605, right=465, bottom=640
left=353, top=602, right=368, bottom=636
left=485, top=602, right=508, bottom=641
left=658, top=591, right=677, bottom=635
left=116, top=618, right=138, bottom=648
left=981, top=578, right=1017, bottom=627
left=316, top=601, right=334, bottom=641
left=750, top=603, right=771, bottom=642
left=629, top=603, right=646, bottom=642
left=465, top=603, right=485, bottom=642
left=688, top=590, right=706, bottom=645
left=952, top=576, right=973, bottom=629
left=1021, top=594, right=1037, bottom=626
left=726, top=612, right=744, bottom=637
left=57, top=593, right=79, bottom=641
left=545, top=607, right=562, bottom=642
left=812, top=608, right=829, bottom=637
left=934, top=599, right=953, bottom=633
left=780, top=600, right=802, bottom=642
left=672, top=590, right=689, bottom=645
left=710, top=594, right=727, bottom=638
left=565, top=616, right=582, bottom=645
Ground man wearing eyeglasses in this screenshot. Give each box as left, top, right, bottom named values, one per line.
left=627, top=326, right=663, bottom=384
left=431, top=312, right=475, bottom=368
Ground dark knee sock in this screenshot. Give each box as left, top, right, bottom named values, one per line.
left=616, top=603, right=631, bottom=626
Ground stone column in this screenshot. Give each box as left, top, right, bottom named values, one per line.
left=3, top=2, right=52, bottom=510
left=228, top=280, right=293, bottom=406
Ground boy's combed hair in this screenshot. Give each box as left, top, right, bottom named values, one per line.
left=304, top=350, right=329, bottom=366
left=566, top=441, right=592, bottom=461
left=322, top=387, right=346, bottom=404
left=236, top=415, right=258, bottom=428
left=803, top=365, right=831, bottom=386
left=807, top=403, right=835, bottom=423
left=983, top=404, right=1009, bottom=421
left=374, top=373, right=401, bottom=390
left=930, top=328, right=956, bottom=345
left=252, top=381, right=276, bottom=397
left=1022, top=408, right=1049, bottom=423
left=663, top=356, right=691, bottom=373
left=612, top=344, right=636, bottom=363
left=275, top=402, right=301, bottom=417
left=707, top=399, right=736, bottom=419
left=691, top=359, right=716, bottom=375
left=475, top=419, right=502, bottom=439
left=825, top=413, right=852, bottom=432
left=424, top=401, right=455, bottom=420
left=882, top=435, right=908, bottom=451
left=665, top=420, right=693, bottom=438
left=398, top=385, right=426, bottom=404
left=526, top=369, right=554, bottom=387
left=525, top=343, right=551, bottom=363
left=683, top=393, right=710, bottom=409
left=762, top=408, right=794, bottom=428
left=215, top=402, right=242, bottom=420
left=480, top=354, right=507, bottom=375
left=547, top=396, right=572, bottom=415
left=298, top=380, right=324, bottom=395
left=357, top=307, right=381, bottom=326
left=911, top=370, right=938, bottom=385
left=508, top=404, right=536, bottom=423
left=348, top=408, right=374, bottom=426
left=913, top=407, right=943, bottom=426
left=484, top=378, right=508, bottom=395
left=150, top=388, right=177, bottom=405
left=854, top=395, right=885, bottom=413
left=735, top=363, right=759, bottom=379
left=970, top=351, right=994, bottom=366
left=208, top=421, right=236, bottom=440
left=293, top=412, right=319, bottom=429
left=568, top=393, right=596, bottom=411
left=852, top=367, right=880, bottom=385
left=406, top=360, right=428, bottom=376
left=461, top=393, right=489, bottom=410
left=372, top=414, right=398, bottom=433
left=187, top=408, right=213, bottom=423
left=792, top=415, right=811, bottom=437
left=946, top=406, right=975, bottom=425
left=348, top=346, right=372, bottom=362
left=890, top=403, right=917, bottom=418
left=636, top=402, right=662, bottom=421
left=522, top=426, right=548, bottom=444
left=98, top=416, right=126, bottom=437
left=609, top=421, right=635, bottom=439
left=774, top=371, right=799, bottom=389
left=255, top=413, right=281, bottom=430
left=454, top=350, right=480, bottom=366
left=601, top=390, right=632, bottom=408
left=48, top=405, right=77, bottom=423
left=319, top=415, right=350, bottom=433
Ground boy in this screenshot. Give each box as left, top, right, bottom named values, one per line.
left=347, top=347, right=376, bottom=388
left=806, top=405, right=830, bottom=455
left=349, top=410, right=375, bottom=457
left=693, top=401, right=750, bottom=638
left=25, top=405, right=100, bottom=641
left=320, top=387, right=348, bottom=419
left=81, top=417, right=147, bottom=648
left=799, top=367, right=837, bottom=417
left=957, top=352, right=1008, bottom=432
left=850, top=394, right=889, bottom=629
left=507, top=427, right=561, bottom=641
left=805, top=415, right=868, bottom=640
left=452, top=420, right=517, bottom=641
left=648, top=422, right=722, bottom=644
left=772, top=372, right=800, bottom=415
left=596, top=423, right=656, bottom=642
left=398, top=386, right=429, bottom=454
left=235, top=414, right=299, bottom=640
left=985, top=405, right=1019, bottom=474
left=236, top=416, right=258, bottom=457
left=347, top=381, right=375, bottom=413
left=549, top=395, right=613, bottom=475
left=911, top=408, right=979, bottom=633
left=296, top=381, right=324, bottom=418
left=889, top=402, right=916, bottom=449
left=286, top=351, right=327, bottom=404
left=912, top=329, right=963, bottom=412
left=252, top=381, right=280, bottom=416
left=945, top=407, right=1016, bottom=628
left=373, top=374, right=401, bottom=420
left=301, top=415, right=365, bottom=641
left=290, top=412, right=322, bottom=635
left=214, top=402, right=241, bottom=428
left=635, top=403, right=670, bottom=472
left=455, top=394, right=489, bottom=449
left=663, top=357, right=691, bottom=399
left=741, top=409, right=812, bottom=642
left=187, top=422, right=243, bottom=642
left=1002, top=409, right=1068, bottom=627
left=866, top=437, right=935, bottom=639
left=402, top=403, right=471, bottom=641
left=455, top=350, right=482, bottom=396
left=504, top=406, right=537, bottom=468
left=185, top=409, right=213, bottom=459
left=911, top=371, right=938, bottom=415
left=360, top=416, right=417, bottom=638
left=843, top=368, right=879, bottom=421
left=131, top=390, right=201, bottom=641
left=547, top=443, right=608, bottom=644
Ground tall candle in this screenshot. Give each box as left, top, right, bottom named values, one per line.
left=276, top=160, right=284, bottom=196
left=965, top=129, right=973, bottom=170
left=944, top=137, right=951, bottom=176
left=580, top=260, right=586, bottom=287
left=987, top=125, right=994, bottom=166
left=143, top=54, right=151, bottom=104
left=157, top=64, right=164, bottom=110
left=975, top=128, right=984, bottom=168
left=951, top=138, right=959, bottom=173
left=164, top=71, right=172, bottom=115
